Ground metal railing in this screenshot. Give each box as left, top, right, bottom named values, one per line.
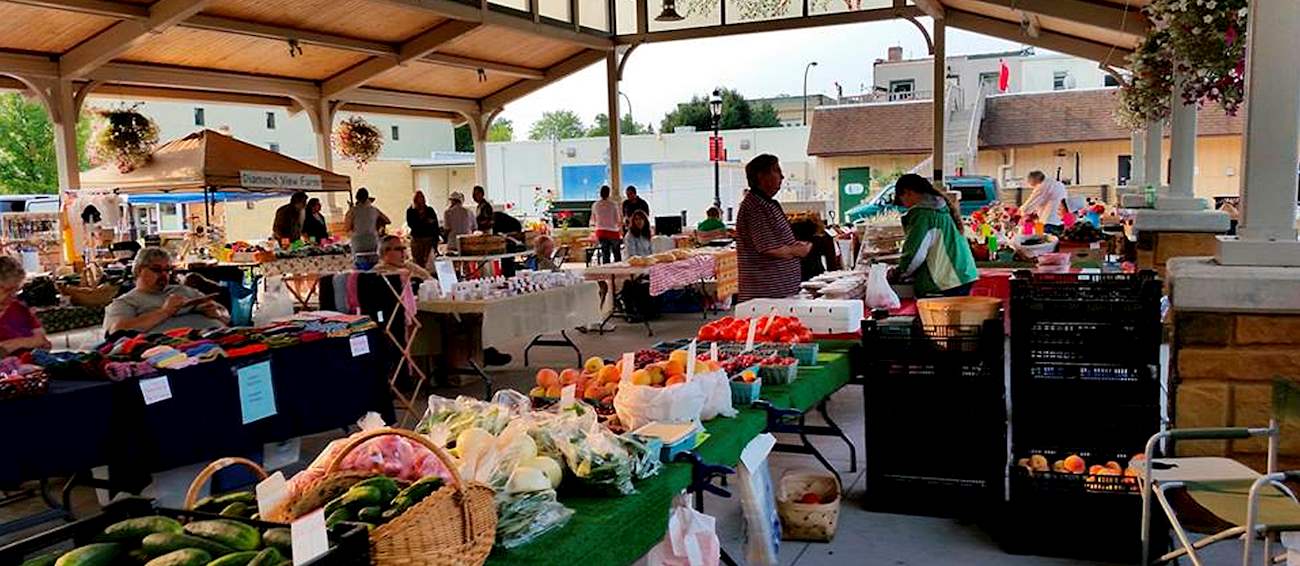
left=962, top=82, right=990, bottom=173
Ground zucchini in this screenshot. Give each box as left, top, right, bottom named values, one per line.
left=193, top=491, right=256, bottom=513
left=324, top=507, right=351, bottom=529
left=53, top=543, right=121, bottom=566
left=350, top=476, right=400, bottom=503
left=19, top=553, right=57, bottom=566
left=142, top=548, right=210, bottom=566
left=100, top=516, right=183, bottom=543
left=246, top=547, right=283, bottom=566
left=261, top=528, right=291, bottom=557
left=381, top=476, right=443, bottom=519
left=339, top=485, right=382, bottom=509
left=205, top=550, right=259, bottom=566
left=140, top=533, right=234, bottom=558
left=182, top=519, right=260, bottom=551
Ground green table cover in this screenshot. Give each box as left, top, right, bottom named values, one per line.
left=486, top=352, right=852, bottom=565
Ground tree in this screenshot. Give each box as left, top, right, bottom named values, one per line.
left=453, top=124, right=473, bottom=152
left=487, top=118, right=514, bottom=142
left=586, top=113, right=652, bottom=137
left=659, top=88, right=780, bottom=134
left=0, top=93, right=90, bottom=194
left=528, top=110, right=585, bottom=140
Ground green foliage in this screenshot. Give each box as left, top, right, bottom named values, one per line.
left=586, top=113, right=652, bottom=137
left=488, top=118, right=514, bottom=142
left=528, top=110, right=586, bottom=141
left=870, top=167, right=905, bottom=191
left=659, top=88, right=780, bottom=134
left=454, top=124, right=473, bottom=152
left=0, top=93, right=90, bottom=194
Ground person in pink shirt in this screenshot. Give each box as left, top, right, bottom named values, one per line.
left=0, top=256, right=51, bottom=355
left=590, top=185, right=623, bottom=263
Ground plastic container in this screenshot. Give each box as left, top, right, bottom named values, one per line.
left=729, top=376, right=761, bottom=405
left=917, top=296, right=1002, bottom=327
left=632, top=422, right=701, bottom=463
left=776, top=469, right=840, bottom=542
left=788, top=342, right=820, bottom=366
left=759, top=362, right=799, bottom=385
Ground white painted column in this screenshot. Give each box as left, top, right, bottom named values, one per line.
left=49, top=79, right=81, bottom=192
left=1217, top=0, right=1300, bottom=265
left=1143, top=119, right=1163, bottom=188
left=1129, top=129, right=1146, bottom=187
left=605, top=49, right=623, bottom=195
left=1167, top=70, right=1197, bottom=198
left=931, top=18, right=945, bottom=183
left=470, top=115, right=489, bottom=192
left=307, top=100, right=339, bottom=211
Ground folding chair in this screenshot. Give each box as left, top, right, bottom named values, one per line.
left=1141, top=379, right=1300, bottom=565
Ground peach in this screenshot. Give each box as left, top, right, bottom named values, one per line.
left=665, top=375, right=687, bottom=387
left=664, top=359, right=686, bottom=376
left=1105, top=461, right=1122, bottom=471
left=598, top=365, right=620, bottom=383
left=1029, top=454, right=1049, bottom=472
left=584, top=382, right=603, bottom=400
left=584, top=356, right=605, bottom=373
left=559, top=368, right=581, bottom=385
left=536, top=368, right=559, bottom=388
left=631, top=369, right=652, bottom=386
left=668, top=350, right=689, bottom=366
left=1063, top=454, right=1086, bottom=474
left=545, top=385, right=562, bottom=398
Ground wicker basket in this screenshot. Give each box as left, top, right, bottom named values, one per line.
left=60, top=283, right=118, bottom=308
left=184, top=457, right=268, bottom=510
left=917, top=296, right=1002, bottom=327
left=776, top=468, right=841, bottom=542
left=457, top=235, right=507, bottom=256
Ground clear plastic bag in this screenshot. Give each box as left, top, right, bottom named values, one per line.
left=494, top=489, right=574, bottom=549
left=532, top=411, right=639, bottom=495
left=864, top=263, right=901, bottom=310
left=417, top=391, right=530, bottom=445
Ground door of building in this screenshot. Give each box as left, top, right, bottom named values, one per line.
left=1117, top=155, right=1132, bottom=186
left=838, top=167, right=871, bottom=220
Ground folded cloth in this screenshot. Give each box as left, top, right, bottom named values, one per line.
left=225, top=343, right=269, bottom=358
left=181, top=342, right=226, bottom=362
left=299, top=330, right=327, bottom=343
left=263, top=335, right=299, bottom=349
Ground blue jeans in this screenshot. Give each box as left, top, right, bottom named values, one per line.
left=598, top=237, right=622, bottom=264
left=925, top=282, right=974, bottom=297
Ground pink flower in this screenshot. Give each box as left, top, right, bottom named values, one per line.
left=1225, top=24, right=1238, bottom=46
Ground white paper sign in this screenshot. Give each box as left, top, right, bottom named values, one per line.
left=686, top=340, right=698, bottom=377
left=349, top=334, right=370, bottom=357
left=560, top=384, right=576, bottom=408
left=291, top=508, right=330, bottom=565
left=139, top=376, right=172, bottom=405
left=709, top=342, right=719, bottom=362
left=239, top=170, right=322, bottom=190
left=1090, top=241, right=1102, bottom=249
left=435, top=260, right=458, bottom=295
left=744, top=318, right=759, bottom=352
left=621, top=352, right=634, bottom=382
left=255, top=471, right=288, bottom=517
left=263, top=438, right=301, bottom=471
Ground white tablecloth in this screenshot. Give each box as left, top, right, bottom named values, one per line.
left=417, top=281, right=601, bottom=347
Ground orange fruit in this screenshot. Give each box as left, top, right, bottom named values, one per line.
left=665, top=375, right=687, bottom=386
left=536, top=368, right=559, bottom=388
left=665, top=359, right=686, bottom=376
left=599, top=365, right=620, bottom=383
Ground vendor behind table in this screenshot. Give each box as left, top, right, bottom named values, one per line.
left=887, top=174, right=978, bottom=297
left=103, top=246, right=230, bottom=335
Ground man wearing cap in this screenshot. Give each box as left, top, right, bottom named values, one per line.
left=444, top=191, right=476, bottom=252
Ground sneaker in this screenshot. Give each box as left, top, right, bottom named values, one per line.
left=483, top=347, right=512, bottom=366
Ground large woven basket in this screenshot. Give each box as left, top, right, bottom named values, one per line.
left=328, top=428, right=496, bottom=566
left=60, top=283, right=118, bottom=308
left=776, top=468, right=840, bottom=542
left=184, top=456, right=267, bottom=509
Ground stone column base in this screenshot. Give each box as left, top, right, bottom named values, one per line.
left=1136, top=232, right=1223, bottom=279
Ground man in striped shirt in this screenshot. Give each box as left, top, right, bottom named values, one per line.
left=735, top=154, right=811, bottom=303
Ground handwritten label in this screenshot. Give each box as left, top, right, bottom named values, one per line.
left=236, top=361, right=277, bottom=425
left=744, top=318, right=759, bottom=352
left=139, top=376, right=172, bottom=405
left=291, top=508, right=329, bottom=565
left=621, top=352, right=634, bottom=382
left=560, top=384, right=576, bottom=408
left=686, top=339, right=698, bottom=377
left=435, top=260, right=458, bottom=295
left=349, top=334, right=370, bottom=357
left=255, top=471, right=288, bottom=517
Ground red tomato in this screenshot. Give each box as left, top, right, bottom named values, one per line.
left=798, top=493, right=821, bottom=504
left=699, top=326, right=718, bottom=341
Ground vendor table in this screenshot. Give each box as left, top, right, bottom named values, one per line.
left=259, top=254, right=353, bottom=278
left=0, top=380, right=119, bottom=487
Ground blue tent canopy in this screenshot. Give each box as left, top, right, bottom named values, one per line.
left=124, top=191, right=292, bottom=205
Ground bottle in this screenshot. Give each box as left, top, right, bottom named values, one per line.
left=987, top=233, right=998, bottom=258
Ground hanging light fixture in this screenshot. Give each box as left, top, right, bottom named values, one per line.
left=656, top=0, right=684, bottom=21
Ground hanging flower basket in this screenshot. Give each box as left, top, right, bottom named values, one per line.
left=1116, top=30, right=1174, bottom=131
left=333, top=116, right=384, bottom=169
left=1146, top=0, right=1248, bottom=115
left=90, top=105, right=160, bottom=173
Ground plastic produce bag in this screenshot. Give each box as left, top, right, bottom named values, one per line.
left=614, top=373, right=707, bottom=431
left=418, top=391, right=530, bottom=445
left=864, top=263, right=900, bottom=310
left=495, top=488, right=574, bottom=549
left=531, top=411, right=641, bottom=495
left=694, top=369, right=737, bottom=421
left=252, top=276, right=295, bottom=326
left=644, top=499, right=721, bottom=566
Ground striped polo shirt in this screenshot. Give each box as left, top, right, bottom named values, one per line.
left=735, top=189, right=801, bottom=303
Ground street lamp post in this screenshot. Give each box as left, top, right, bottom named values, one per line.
left=619, top=91, right=633, bottom=127
left=803, top=61, right=818, bottom=126
left=710, top=89, right=723, bottom=210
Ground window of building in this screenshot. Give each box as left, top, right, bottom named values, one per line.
left=888, top=79, right=915, bottom=101
left=268, top=142, right=280, bottom=153
left=194, top=107, right=205, bottom=126
left=978, top=71, right=999, bottom=91
left=391, top=125, right=400, bottom=140
left=266, top=112, right=276, bottom=129
left=1104, top=74, right=1121, bottom=87
left=1053, top=71, right=1068, bottom=91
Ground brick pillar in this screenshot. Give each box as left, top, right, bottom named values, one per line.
left=1172, top=311, right=1300, bottom=470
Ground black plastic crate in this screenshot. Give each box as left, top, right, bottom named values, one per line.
left=1011, top=269, right=1162, bottom=305
left=1014, top=320, right=1161, bottom=366
left=1012, top=401, right=1160, bottom=453
left=862, top=319, right=1007, bottom=516
left=0, top=497, right=369, bottom=565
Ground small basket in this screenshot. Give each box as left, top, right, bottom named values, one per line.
left=60, top=283, right=119, bottom=308
left=777, top=469, right=841, bottom=542
left=0, top=369, right=48, bottom=400
left=788, top=342, right=819, bottom=366
left=729, top=375, right=761, bottom=405
left=917, top=296, right=1002, bottom=327
left=184, top=456, right=268, bottom=511
left=759, top=362, right=798, bottom=385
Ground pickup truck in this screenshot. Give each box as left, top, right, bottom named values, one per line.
left=844, top=175, right=999, bottom=223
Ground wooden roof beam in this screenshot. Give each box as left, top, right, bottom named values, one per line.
left=480, top=48, right=604, bottom=111
left=615, top=5, right=916, bottom=43
left=342, top=88, right=481, bottom=115
left=369, top=0, right=614, bottom=50
left=59, top=0, right=213, bottom=78
left=182, top=14, right=396, bottom=57
left=970, top=0, right=1149, bottom=35
left=912, top=0, right=944, bottom=20
left=946, top=9, right=1132, bottom=68
left=321, top=20, right=481, bottom=99
left=421, top=53, right=544, bottom=79
left=5, top=0, right=146, bottom=20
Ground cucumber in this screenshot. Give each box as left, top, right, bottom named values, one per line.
left=53, top=543, right=121, bottom=566
left=193, top=491, right=256, bottom=513
left=141, top=533, right=234, bottom=558
left=182, top=519, right=260, bottom=551
left=356, top=506, right=383, bottom=524
left=205, top=550, right=259, bottom=566
left=381, top=476, right=443, bottom=519
left=218, top=502, right=252, bottom=518
left=261, top=528, right=291, bottom=557
left=246, top=547, right=283, bottom=566
left=350, top=476, right=400, bottom=503
left=127, top=549, right=152, bottom=564
left=339, top=485, right=382, bottom=509
left=142, top=548, right=210, bottom=566
left=324, top=507, right=351, bottom=529
left=100, top=516, right=183, bottom=542
left=20, top=553, right=57, bottom=566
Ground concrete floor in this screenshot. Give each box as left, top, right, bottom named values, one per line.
left=3, top=312, right=1256, bottom=564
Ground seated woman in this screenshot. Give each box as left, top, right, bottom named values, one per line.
left=104, top=247, right=230, bottom=335
left=526, top=235, right=559, bottom=271
left=625, top=210, right=653, bottom=258
left=372, top=235, right=433, bottom=280
left=0, top=256, right=51, bottom=355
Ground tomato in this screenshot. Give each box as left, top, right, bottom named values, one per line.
left=798, top=493, right=821, bottom=504
left=699, top=326, right=718, bottom=341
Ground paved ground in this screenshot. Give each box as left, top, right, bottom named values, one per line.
left=3, top=312, right=1253, bottom=564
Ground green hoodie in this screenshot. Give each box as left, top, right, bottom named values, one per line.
left=897, top=198, right=979, bottom=296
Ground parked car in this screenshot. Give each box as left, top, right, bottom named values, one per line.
left=0, top=195, right=59, bottom=213
left=844, top=175, right=999, bottom=223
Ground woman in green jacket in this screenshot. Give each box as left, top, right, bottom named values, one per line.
left=889, top=174, right=979, bottom=296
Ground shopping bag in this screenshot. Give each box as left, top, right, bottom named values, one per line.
left=614, top=375, right=706, bottom=431
left=694, top=369, right=737, bottom=421
left=252, top=276, right=295, bottom=326
left=864, top=263, right=900, bottom=310
left=644, top=501, right=721, bottom=566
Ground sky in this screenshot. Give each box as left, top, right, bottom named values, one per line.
left=495, top=19, right=1026, bottom=135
